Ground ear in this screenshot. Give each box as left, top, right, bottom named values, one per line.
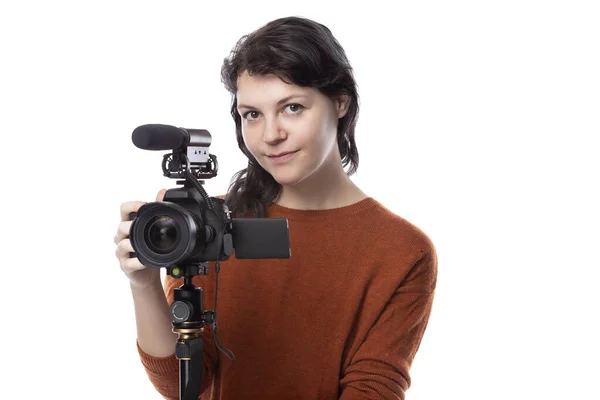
left=334, top=95, right=351, bottom=119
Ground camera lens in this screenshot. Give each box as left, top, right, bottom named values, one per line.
left=145, top=216, right=178, bottom=254
left=129, top=201, right=201, bottom=268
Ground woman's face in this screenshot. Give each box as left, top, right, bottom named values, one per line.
left=236, top=71, right=349, bottom=188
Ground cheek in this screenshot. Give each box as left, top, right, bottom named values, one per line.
left=296, top=113, right=328, bottom=140
left=313, top=112, right=338, bottom=149
left=241, top=125, right=257, bottom=151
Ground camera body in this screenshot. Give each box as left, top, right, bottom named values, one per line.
left=130, top=184, right=234, bottom=269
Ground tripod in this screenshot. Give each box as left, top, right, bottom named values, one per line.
left=168, top=263, right=214, bottom=400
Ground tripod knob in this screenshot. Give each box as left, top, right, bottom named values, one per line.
left=170, top=300, right=194, bottom=322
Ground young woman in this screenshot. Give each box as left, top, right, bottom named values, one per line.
left=114, top=16, right=437, bottom=400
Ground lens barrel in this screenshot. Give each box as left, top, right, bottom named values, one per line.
left=130, top=202, right=201, bottom=268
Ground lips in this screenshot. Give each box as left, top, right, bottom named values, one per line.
left=267, top=150, right=298, bottom=164
left=268, top=150, right=297, bottom=157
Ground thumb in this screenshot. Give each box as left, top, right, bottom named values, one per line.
left=156, top=188, right=167, bottom=202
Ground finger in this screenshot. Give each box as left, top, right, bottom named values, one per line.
left=120, top=256, right=146, bottom=274
left=120, top=201, right=146, bottom=222
left=156, top=188, right=167, bottom=202
left=115, top=238, right=136, bottom=259
left=114, top=220, right=133, bottom=244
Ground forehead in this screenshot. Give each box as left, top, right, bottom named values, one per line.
left=236, top=72, right=313, bottom=104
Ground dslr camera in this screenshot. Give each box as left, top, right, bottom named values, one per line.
left=128, top=124, right=291, bottom=278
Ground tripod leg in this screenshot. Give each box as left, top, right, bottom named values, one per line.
left=180, top=359, right=190, bottom=398
left=177, top=336, right=204, bottom=400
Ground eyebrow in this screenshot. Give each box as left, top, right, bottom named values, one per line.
left=237, top=94, right=309, bottom=110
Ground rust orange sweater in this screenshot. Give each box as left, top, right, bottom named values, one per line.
left=137, top=197, right=437, bottom=399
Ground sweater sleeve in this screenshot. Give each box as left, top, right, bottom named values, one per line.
left=136, top=275, right=219, bottom=400
left=339, top=247, right=438, bottom=400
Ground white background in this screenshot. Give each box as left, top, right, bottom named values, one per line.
left=1, top=1, right=598, bottom=399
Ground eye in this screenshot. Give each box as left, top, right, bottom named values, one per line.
left=242, top=110, right=261, bottom=121
left=285, top=103, right=304, bottom=114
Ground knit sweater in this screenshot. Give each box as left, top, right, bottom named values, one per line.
left=137, top=197, right=437, bottom=400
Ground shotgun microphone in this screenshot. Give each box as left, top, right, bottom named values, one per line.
left=132, top=124, right=211, bottom=151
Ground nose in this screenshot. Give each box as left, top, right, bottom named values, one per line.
left=262, top=115, right=287, bottom=144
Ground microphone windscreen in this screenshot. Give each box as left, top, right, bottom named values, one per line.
left=132, top=124, right=188, bottom=150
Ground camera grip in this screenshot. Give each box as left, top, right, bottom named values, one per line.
left=128, top=212, right=137, bottom=259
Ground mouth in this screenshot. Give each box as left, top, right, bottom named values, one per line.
left=267, top=150, right=298, bottom=157
left=267, top=150, right=299, bottom=164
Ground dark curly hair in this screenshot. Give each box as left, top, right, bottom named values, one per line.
left=221, top=16, right=360, bottom=217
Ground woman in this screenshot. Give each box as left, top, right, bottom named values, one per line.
left=114, top=16, right=437, bottom=400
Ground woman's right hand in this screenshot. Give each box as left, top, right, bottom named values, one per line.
left=114, top=189, right=167, bottom=288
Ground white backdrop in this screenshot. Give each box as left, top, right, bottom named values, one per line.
left=1, top=1, right=598, bottom=399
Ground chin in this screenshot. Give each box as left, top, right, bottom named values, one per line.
left=268, top=170, right=306, bottom=187
left=272, top=175, right=302, bottom=187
